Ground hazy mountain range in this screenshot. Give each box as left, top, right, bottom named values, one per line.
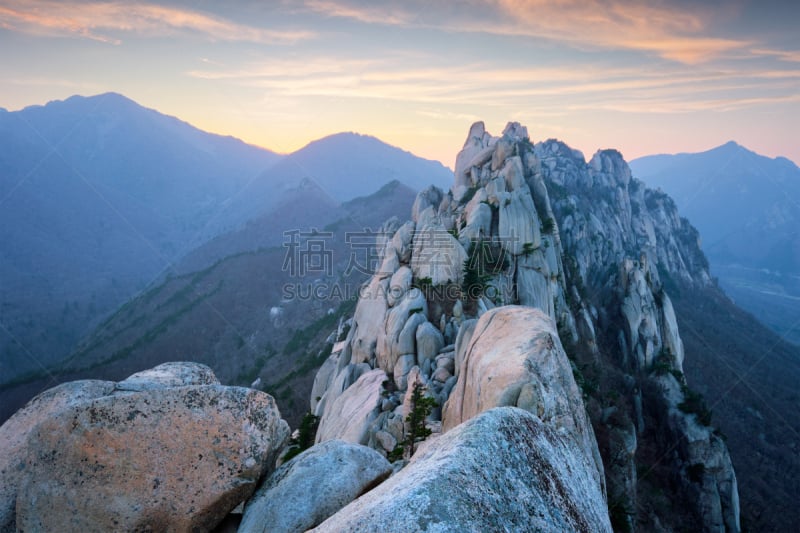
left=631, top=143, right=800, bottom=344
left=0, top=93, right=452, bottom=384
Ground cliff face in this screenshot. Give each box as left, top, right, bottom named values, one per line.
left=311, top=122, right=740, bottom=531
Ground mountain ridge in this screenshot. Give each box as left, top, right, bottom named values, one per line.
left=307, top=121, right=739, bottom=531
left=630, top=141, right=800, bottom=345
left=0, top=92, right=451, bottom=386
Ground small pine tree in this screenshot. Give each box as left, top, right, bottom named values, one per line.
left=522, top=242, right=535, bottom=256
left=404, top=381, right=437, bottom=457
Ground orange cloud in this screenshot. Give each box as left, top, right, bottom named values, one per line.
left=0, top=1, right=314, bottom=44
left=304, top=0, right=750, bottom=64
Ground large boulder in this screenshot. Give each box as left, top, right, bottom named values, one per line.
left=350, top=277, right=390, bottom=365
left=240, top=440, right=392, bottom=533
left=12, top=372, right=289, bottom=532
left=312, top=407, right=612, bottom=532
left=315, top=362, right=372, bottom=421
left=410, top=223, right=468, bottom=286
left=453, top=121, right=488, bottom=189
left=387, top=266, right=413, bottom=307
left=443, top=306, right=603, bottom=485
left=316, top=369, right=386, bottom=445
left=0, top=380, right=116, bottom=532
left=498, top=189, right=541, bottom=255
left=378, top=288, right=427, bottom=372
left=416, top=321, right=444, bottom=368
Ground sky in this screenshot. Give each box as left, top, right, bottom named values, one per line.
left=1, top=0, right=798, bottom=168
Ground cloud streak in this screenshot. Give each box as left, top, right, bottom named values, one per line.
left=188, top=54, right=800, bottom=114
left=0, top=1, right=314, bottom=44
left=305, top=0, right=750, bottom=64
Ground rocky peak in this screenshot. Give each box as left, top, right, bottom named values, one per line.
left=309, top=121, right=739, bottom=531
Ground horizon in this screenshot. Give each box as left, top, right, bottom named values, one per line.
left=0, top=0, right=798, bottom=167
left=7, top=90, right=798, bottom=170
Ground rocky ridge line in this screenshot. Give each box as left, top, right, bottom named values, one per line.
left=309, top=121, right=740, bottom=532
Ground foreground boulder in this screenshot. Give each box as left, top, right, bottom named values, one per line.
left=312, top=407, right=612, bottom=532
left=443, top=306, right=604, bottom=485
left=2, top=363, right=289, bottom=532
left=0, top=380, right=116, bottom=531
left=240, top=440, right=392, bottom=532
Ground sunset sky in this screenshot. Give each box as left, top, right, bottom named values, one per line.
left=1, top=0, right=798, bottom=167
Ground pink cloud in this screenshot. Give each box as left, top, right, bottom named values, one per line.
left=0, top=1, right=314, bottom=44
left=304, top=0, right=750, bottom=64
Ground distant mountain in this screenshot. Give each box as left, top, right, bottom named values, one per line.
left=631, top=143, right=800, bottom=344
left=0, top=180, right=418, bottom=427
left=0, top=93, right=280, bottom=382
left=0, top=93, right=453, bottom=385
left=220, top=132, right=453, bottom=229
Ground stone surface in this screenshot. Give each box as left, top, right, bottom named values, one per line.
left=115, top=361, right=219, bottom=391
left=454, top=121, right=488, bottom=189
left=312, top=408, right=612, bottom=533
left=379, top=288, right=427, bottom=372
left=387, top=265, right=413, bottom=307
left=516, top=256, right=553, bottom=316
left=432, top=366, right=452, bottom=383
left=240, top=440, right=392, bottom=533
left=350, top=277, right=389, bottom=365
left=391, top=221, right=415, bottom=263
left=498, top=189, right=541, bottom=255
left=374, top=430, right=397, bottom=453
left=393, top=354, right=416, bottom=391
left=316, top=369, right=386, bottom=445
left=415, top=321, right=444, bottom=368
left=453, top=318, right=477, bottom=378
left=443, top=306, right=603, bottom=485
left=410, top=223, right=468, bottom=286
left=0, top=380, right=116, bottom=532
left=310, top=351, right=339, bottom=414
left=15, top=384, right=289, bottom=533
left=394, top=313, right=428, bottom=368
left=412, top=186, right=444, bottom=224
left=316, top=362, right=371, bottom=421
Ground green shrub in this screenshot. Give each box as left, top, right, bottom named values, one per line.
left=651, top=349, right=673, bottom=376
left=389, top=382, right=437, bottom=461
left=412, top=276, right=433, bottom=290
left=678, top=387, right=713, bottom=426
left=282, top=412, right=320, bottom=462
left=522, top=242, right=535, bottom=257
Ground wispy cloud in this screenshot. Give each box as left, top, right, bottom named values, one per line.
left=187, top=53, right=800, bottom=117
left=568, top=93, right=800, bottom=114
left=305, top=0, right=411, bottom=25
left=304, top=0, right=750, bottom=64
left=751, top=48, right=800, bottom=63
left=0, top=1, right=314, bottom=44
